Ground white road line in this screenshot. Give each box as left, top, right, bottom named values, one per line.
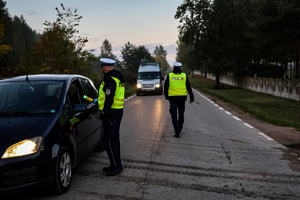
left=258, top=132, right=274, bottom=141
left=244, top=123, right=254, bottom=129
left=225, top=111, right=232, bottom=115
left=233, top=116, right=242, bottom=121
left=124, top=94, right=136, bottom=102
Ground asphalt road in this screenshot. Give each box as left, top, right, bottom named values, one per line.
left=16, top=89, right=300, bottom=199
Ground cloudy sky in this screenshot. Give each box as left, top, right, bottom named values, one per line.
left=5, top=0, right=183, bottom=65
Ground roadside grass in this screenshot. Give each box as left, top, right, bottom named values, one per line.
left=125, top=83, right=136, bottom=98
left=189, top=75, right=300, bottom=129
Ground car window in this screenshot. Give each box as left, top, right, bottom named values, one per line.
left=80, top=78, right=98, bottom=105
left=68, top=79, right=84, bottom=108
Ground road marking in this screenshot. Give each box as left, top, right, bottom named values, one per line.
left=124, top=94, right=136, bottom=102
left=233, top=116, right=242, bottom=121
left=258, top=132, right=274, bottom=141
left=243, top=123, right=254, bottom=129
left=225, top=111, right=232, bottom=115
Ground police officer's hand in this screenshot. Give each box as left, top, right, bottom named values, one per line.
left=190, top=97, right=194, bottom=103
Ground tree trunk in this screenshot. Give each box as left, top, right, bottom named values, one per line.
left=215, top=73, right=221, bottom=89
left=296, top=58, right=299, bottom=79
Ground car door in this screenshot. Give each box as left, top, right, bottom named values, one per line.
left=79, top=77, right=102, bottom=145
left=67, top=78, right=100, bottom=161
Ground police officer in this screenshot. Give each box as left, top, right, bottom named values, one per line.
left=164, top=62, right=194, bottom=138
left=98, top=58, right=125, bottom=176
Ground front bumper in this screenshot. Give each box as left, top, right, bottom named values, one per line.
left=137, top=83, right=163, bottom=93
left=0, top=151, right=54, bottom=194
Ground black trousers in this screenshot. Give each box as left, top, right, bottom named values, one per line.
left=169, top=100, right=185, bottom=134
left=102, top=109, right=123, bottom=168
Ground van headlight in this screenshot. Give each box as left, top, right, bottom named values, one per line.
left=137, top=83, right=142, bottom=88
left=1, top=136, right=43, bottom=159
left=155, top=83, right=160, bottom=88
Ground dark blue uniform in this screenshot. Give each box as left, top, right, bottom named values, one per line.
left=100, top=69, right=124, bottom=175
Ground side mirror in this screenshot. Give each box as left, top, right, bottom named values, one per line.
left=161, top=77, right=164, bottom=81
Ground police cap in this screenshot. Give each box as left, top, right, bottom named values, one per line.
left=173, top=62, right=182, bottom=67
left=100, top=58, right=116, bottom=67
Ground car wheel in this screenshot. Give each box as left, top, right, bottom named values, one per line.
left=52, top=146, right=72, bottom=194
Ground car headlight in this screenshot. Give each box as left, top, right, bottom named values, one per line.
left=1, top=136, right=43, bottom=159
left=155, top=83, right=160, bottom=88
left=137, top=83, right=142, bottom=88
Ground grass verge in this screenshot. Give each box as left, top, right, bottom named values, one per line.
left=125, top=83, right=136, bottom=98
left=189, top=75, right=300, bottom=129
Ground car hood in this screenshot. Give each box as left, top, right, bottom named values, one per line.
left=0, top=115, right=55, bottom=150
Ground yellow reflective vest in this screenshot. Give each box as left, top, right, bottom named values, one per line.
left=168, top=73, right=187, bottom=97
left=98, top=76, right=125, bottom=110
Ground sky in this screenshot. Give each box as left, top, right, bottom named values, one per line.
left=5, top=0, right=183, bottom=65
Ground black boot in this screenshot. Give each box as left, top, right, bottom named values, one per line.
left=106, top=166, right=124, bottom=176
left=174, top=132, right=180, bottom=138
left=103, top=165, right=113, bottom=172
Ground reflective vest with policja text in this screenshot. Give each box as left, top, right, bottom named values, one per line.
left=168, top=73, right=187, bottom=97
left=98, top=76, right=125, bottom=110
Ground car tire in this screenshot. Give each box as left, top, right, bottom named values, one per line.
left=52, top=146, right=72, bottom=194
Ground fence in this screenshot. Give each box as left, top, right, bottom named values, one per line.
left=202, top=73, right=300, bottom=101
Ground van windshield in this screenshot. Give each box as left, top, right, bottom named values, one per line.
left=138, top=72, right=160, bottom=79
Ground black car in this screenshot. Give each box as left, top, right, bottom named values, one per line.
left=0, top=74, right=103, bottom=194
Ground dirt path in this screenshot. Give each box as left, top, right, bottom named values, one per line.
left=199, top=91, right=300, bottom=172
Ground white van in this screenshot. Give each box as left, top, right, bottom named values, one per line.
left=136, top=62, right=164, bottom=96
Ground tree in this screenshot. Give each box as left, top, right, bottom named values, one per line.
left=121, top=42, right=154, bottom=73
left=0, top=23, right=11, bottom=56
left=249, top=0, right=300, bottom=78
left=153, top=45, right=170, bottom=76
left=100, top=38, right=117, bottom=60
left=154, top=55, right=170, bottom=76
left=0, top=0, right=38, bottom=76
left=176, top=40, right=197, bottom=75
left=33, top=3, right=89, bottom=74
left=153, top=45, right=167, bottom=59
left=175, top=0, right=256, bottom=87
left=131, top=45, right=154, bottom=73
left=120, top=41, right=135, bottom=71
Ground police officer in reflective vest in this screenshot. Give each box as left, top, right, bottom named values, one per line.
left=164, top=62, right=194, bottom=138
left=98, top=58, right=125, bottom=176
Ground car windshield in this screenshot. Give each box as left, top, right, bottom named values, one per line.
left=0, top=81, right=64, bottom=114
left=138, top=72, right=160, bottom=79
